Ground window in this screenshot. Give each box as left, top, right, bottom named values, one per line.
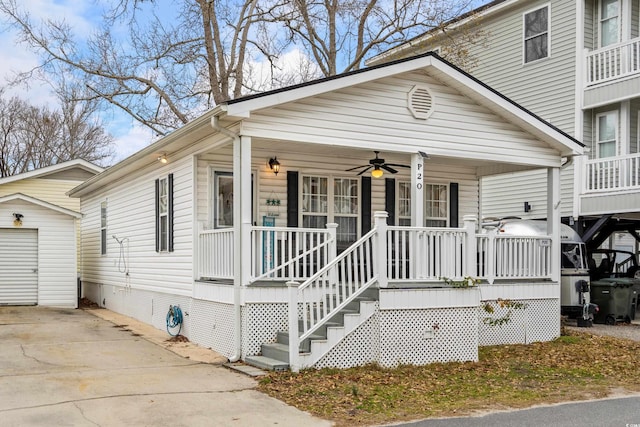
left=100, top=201, right=107, bottom=255
left=523, top=6, right=549, bottom=63
left=425, top=184, right=448, bottom=227
left=214, top=172, right=234, bottom=228
left=302, top=175, right=359, bottom=247
left=333, top=178, right=359, bottom=245
left=599, top=0, right=619, bottom=47
left=302, top=176, right=328, bottom=229
left=155, top=174, right=174, bottom=252
left=596, top=111, right=618, bottom=158
left=395, top=182, right=449, bottom=226
left=398, top=182, right=411, bottom=226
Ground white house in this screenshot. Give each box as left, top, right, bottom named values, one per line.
left=0, top=160, right=103, bottom=307
left=70, top=54, right=582, bottom=371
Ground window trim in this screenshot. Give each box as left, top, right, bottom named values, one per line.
left=396, top=181, right=450, bottom=227
left=300, top=174, right=361, bottom=242
left=397, top=181, right=411, bottom=226
left=155, top=174, right=174, bottom=253
left=595, top=110, right=619, bottom=158
left=598, top=0, right=620, bottom=48
left=522, top=4, right=551, bottom=64
left=100, top=200, right=107, bottom=255
left=212, top=171, right=234, bottom=229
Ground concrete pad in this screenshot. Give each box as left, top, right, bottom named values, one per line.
left=0, top=306, right=332, bottom=427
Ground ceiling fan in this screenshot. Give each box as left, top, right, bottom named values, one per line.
left=345, top=151, right=410, bottom=178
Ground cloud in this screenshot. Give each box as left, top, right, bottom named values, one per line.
left=110, top=123, right=156, bottom=163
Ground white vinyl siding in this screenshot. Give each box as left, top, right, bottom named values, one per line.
left=80, top=155, right=195, bottom=295
left=596, top=111, right=618, bottom=157
left=599, top=0, right=620, bottom=47
left=523, top=5, right=550, bottom=63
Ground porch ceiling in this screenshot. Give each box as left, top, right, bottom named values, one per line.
left=238, top=138, right=544, bottom=177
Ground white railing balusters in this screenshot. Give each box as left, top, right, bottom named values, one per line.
left=586, top=38, right=640, bottom=86
left=584, top=153, right=640, bottom=193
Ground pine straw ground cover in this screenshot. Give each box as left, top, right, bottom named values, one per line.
left=257, top=329, right=640, bottom=426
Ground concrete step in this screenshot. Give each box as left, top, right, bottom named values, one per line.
left=261, top=342, right=290, bottom=362
left=277, top=331, right=325, bottom=353
left=244, top=355, right=289, bottom=372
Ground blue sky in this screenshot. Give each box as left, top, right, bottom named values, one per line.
left=0, top=0, right=492, bottom=164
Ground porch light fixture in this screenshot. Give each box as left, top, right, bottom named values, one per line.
left=371, top=166, right=384, bottom=179
left=158, top=153, right=168, bottom=164
left=524, top=201, right=531, bottom=213
left=268, top=157, right=280, bottom=175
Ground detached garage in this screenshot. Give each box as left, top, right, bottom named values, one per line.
left=0, top=194, right=81, bottom=308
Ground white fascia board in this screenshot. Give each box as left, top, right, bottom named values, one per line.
left=0, top=159, right=104, bottom=186
left=0, top=193, right=82, bottom=218
left=223, top=56, right=437, bottom=118
left=367, top=0, right=523, bottom=66
left=69, top=107, right=223, bottom=198
left=427, top=60, right=584, bottom=157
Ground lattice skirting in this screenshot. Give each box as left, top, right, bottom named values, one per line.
left=242, top=303, right=288, bottom=358
left=478, top=298, right=560, bottom=346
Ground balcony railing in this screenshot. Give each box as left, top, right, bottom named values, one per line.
left=584, top=153, right=640, bottom=192
left=585, top=38, right=640, bottom=86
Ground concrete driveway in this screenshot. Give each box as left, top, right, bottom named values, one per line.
left=0, top=306, right=331, bottom=427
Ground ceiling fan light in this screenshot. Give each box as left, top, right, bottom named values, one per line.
left=371, top=167, right=384, bottom=178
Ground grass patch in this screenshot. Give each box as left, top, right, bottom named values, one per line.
left=257, top=330, right=640, bottom=426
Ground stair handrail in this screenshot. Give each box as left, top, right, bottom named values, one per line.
left=288, top=226, right=378, bottom=372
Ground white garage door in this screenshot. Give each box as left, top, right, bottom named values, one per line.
left=0, top=229, right=38, bottom=305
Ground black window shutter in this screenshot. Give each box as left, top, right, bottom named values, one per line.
left=287, top=171, right=299, bottom=227
left=385, top=178, right=396, bottom=225
left=155, top=179, right=160, bottom=252
left=168, top=173, right=174, bottom=252
left=450, top=182, right=459, bottom=228
left=361, top=176, right=371, bottom=234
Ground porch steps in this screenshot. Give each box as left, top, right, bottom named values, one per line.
left=244, top=289, right=379, bottom=371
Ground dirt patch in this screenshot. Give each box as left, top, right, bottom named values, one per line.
left=166, top=335, right=190, bottom=343
left=79, top=298, right=100, bottom=309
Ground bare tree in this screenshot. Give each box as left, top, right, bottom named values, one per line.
left=0, top=0, right=278, bottom=136
left=0, top=0, right=484, bottom=138
left=0, top=90, right=113, bottom=177
left=268, top=0, right=478, bottom=76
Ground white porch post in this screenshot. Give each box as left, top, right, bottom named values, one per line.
left=463, top=215, right=478, bottom=278
left=287, top=280, right=300, bottom=373
left=411, top=153, right=424, bottom=226
left=547, top=167, right=561, bottom=283
left=326, top=223, right=338, bottom=284
left=374, top=211, right=389, bottom=288
left=233, top=135, right=252, bottom=288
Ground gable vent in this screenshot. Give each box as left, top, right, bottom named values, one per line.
left=408, top=85, right=434, bottom=120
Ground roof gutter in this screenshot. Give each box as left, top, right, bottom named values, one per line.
left=210, top=113, right=243, bottom=364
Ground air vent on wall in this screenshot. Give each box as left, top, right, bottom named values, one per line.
left=408, top=85, right=434, bottom=120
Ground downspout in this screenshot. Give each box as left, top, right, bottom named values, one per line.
left=211, top=115, right=242, bottom=363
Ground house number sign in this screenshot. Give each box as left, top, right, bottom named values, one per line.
left=416, top=161, right=423, bottom=190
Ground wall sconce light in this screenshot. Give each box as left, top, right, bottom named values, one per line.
left=158, top=153, right=168, bottom=164
left=524, top=201, right=531, bottom=213
left=371, top=166, right=384, bottom=178
left=268, top=157, right=280, bottom=175
left=13, top=213, right=23, bottom=226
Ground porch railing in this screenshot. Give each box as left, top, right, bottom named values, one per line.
left=250, top=226, right=335, bottom=283
left=197, top=218, right=554, bottom=285
left=585, top=39, right=640, bottom=86
left=198, top=228, right=234, bottom=279
left=584, top=153, right=640, bottom=192
left=476, top=233, right=552, bottom=283
left=387, top=226, right=466, bottom=281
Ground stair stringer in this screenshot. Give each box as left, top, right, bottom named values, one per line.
left=298, top=300, right=378, bottom=369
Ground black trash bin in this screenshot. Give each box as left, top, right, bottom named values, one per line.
left=590, top=278, right=636, bottom=324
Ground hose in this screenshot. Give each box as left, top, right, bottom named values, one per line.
left=166, top=305, right=183, bottom=336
